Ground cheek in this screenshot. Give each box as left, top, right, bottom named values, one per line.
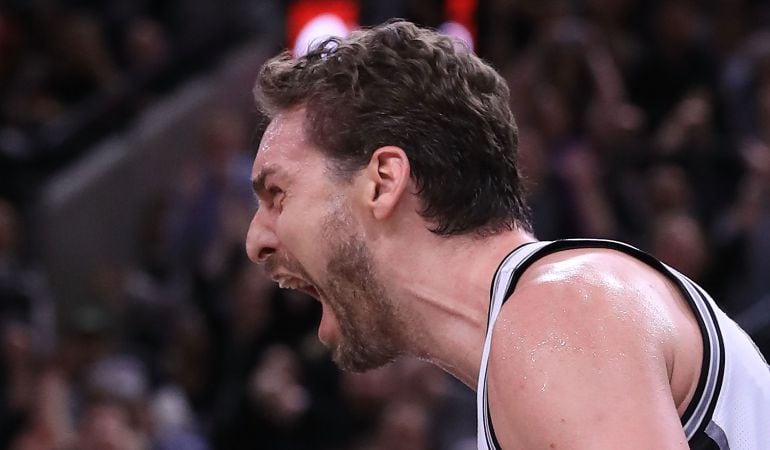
left=276, top=203, right=326, bottom=265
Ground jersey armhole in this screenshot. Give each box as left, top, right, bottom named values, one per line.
left=482, top=238, right=725, bottom=446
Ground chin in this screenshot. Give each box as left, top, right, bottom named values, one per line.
left=330, top=342, right=398, bottom=373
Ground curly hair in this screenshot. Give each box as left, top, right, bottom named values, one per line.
left=254, top=20, right=531, bottom=236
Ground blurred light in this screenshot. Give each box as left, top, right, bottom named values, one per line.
left=438, top=21, right=474, bottom=51
left=294, top=13, right=350, bottom=56
left=287, top=0, right=358, bottom=56
left=444, top=0, right=477, bottom=51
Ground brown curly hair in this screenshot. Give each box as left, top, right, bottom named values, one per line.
left=254, top=20, right=531, bottom=236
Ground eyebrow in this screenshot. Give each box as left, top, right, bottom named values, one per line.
left=251, top=166, right=278, bottom=197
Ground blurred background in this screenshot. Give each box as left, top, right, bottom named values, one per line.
left=1, top=0, right=770, bottom=449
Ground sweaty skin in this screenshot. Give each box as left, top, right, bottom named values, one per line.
left=246, top=108, right=704, bottom=449
left=486, top=249, right=700, bottom=449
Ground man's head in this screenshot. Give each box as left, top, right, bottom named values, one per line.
left=246, top=20, right=530, bottom=372
left=255, top=20, right=531, bottom=236
left=246, top=109, right=405, bottom=372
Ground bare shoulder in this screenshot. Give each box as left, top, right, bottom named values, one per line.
left=506, top=247, right=683, bottom=341
left=485, top=247, right=693, bottom=449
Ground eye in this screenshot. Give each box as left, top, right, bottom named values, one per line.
left=268, top=185, right=285, bottom=208
left=268, top=186, right=283, bottom=196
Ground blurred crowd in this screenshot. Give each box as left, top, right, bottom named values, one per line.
left=0, top=0, right=266, bottom=205
left=2, top=0, right=770, bottom=449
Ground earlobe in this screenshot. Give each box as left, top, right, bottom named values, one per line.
left=367, top=146, right=411, bottom=221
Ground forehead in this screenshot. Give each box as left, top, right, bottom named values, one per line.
left=253, top=108, right=324, bottom=177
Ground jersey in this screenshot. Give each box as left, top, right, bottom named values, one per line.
left=476, top=239, right=770, bottom=450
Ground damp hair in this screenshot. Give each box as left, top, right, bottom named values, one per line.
left=254, top=19, right=531, bottom=236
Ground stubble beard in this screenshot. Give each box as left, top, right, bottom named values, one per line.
left=319, top=209, right=404, bottom=372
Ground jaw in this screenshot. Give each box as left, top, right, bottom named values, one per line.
left=318, top=301, right=341, bottom=346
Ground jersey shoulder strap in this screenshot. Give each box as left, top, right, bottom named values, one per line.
left=476, top=238, right=727, bottom=450
left=477, top=240, right=551, bottom=450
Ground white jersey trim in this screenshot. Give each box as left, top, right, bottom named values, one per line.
left=476, top=241, right=550, bottom=450
left=476, top=239, right=740, bottom=450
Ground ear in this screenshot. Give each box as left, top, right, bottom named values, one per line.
left=361, top=146, right=411, bottom=221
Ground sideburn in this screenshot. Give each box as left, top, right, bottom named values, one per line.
left=321, top=207, right=404, bottom=372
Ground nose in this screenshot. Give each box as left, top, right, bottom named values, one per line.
left=245, top=209, right=278, bottom=264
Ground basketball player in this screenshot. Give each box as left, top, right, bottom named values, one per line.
left=245, top=20, right=770, bottom=449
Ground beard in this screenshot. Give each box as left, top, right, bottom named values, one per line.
left=320, top=217, right=403, bottom=372
left=267, top=204, right=403, bottom=372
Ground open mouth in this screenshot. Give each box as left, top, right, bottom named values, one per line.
left=274, top=275, right=320, bottom=300
left=272, top=273, right=335, bottom=345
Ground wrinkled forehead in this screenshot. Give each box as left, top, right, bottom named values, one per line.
left=252, top=108, right=333, bottom=183
left=254, top=109, right=310, bottom=168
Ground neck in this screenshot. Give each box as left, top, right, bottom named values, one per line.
left=376, top=227, right=536, bottom=389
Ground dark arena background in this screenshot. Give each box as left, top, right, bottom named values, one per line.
left=1, top=1, right=769, bottom=449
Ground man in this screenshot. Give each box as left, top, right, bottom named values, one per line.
left=245, top=20, right=770, bottom=449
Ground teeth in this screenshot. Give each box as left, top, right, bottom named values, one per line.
left=276, top=277, right=308, bottom=290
